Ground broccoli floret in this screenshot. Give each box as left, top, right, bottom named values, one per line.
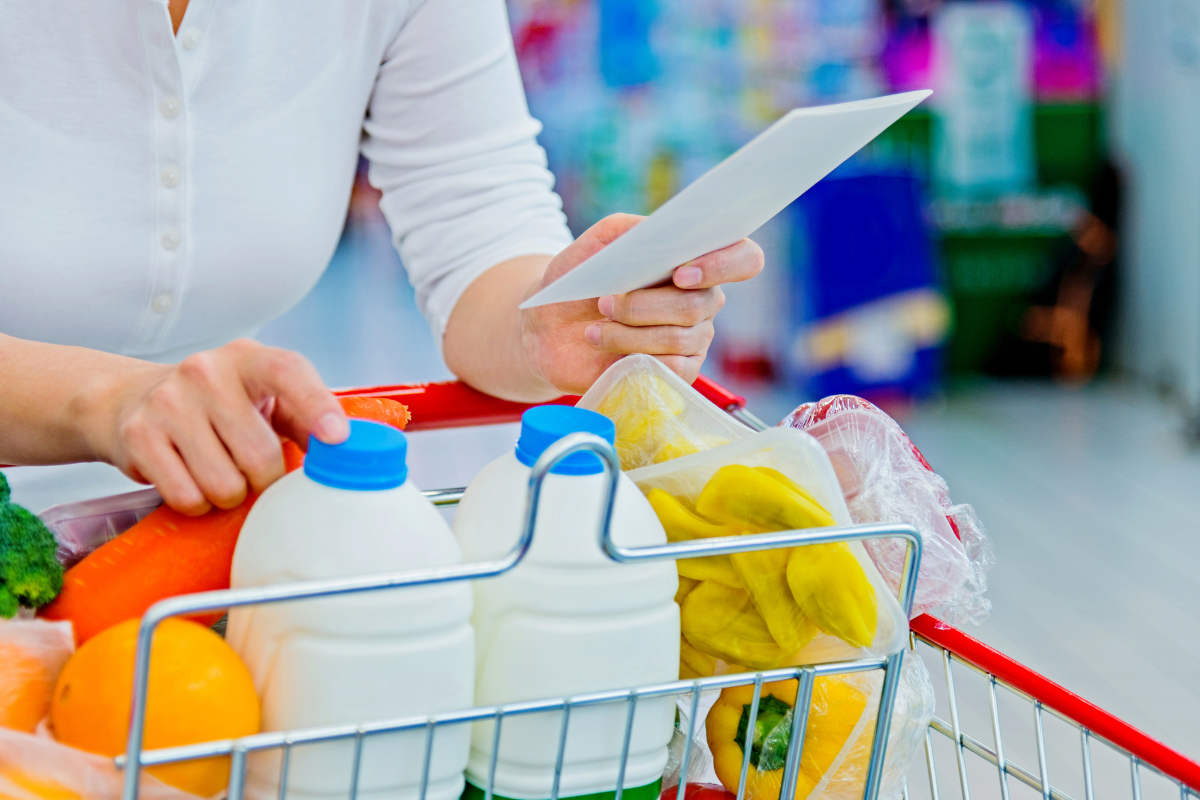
left=0, top=473, right=64, bottom=617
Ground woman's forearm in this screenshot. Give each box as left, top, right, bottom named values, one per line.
left=0, top=334, right=347, bottom=513
left=443, top=254, right=560, bottom=403
left=0, top=333, right=157, bottom=466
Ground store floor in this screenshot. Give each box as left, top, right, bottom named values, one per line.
left=262, top=224, right=1200, bottom=771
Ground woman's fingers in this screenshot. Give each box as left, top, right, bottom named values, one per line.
left=177, top=347, right=286, bottom=494
left=585, top=318, right=715, bottom=357
left=599, top=286, right=725, bottom=327
left=234, top=340, right=348, bottom=447
left=672, top=238, right=764, bottom=289
left=654, top=354, right=703, bottom=385
left=107, top=339, right=344, bottom=514
left=120, top=425, right=211, bottom=516
left=170, top=419, right=249, bottom=511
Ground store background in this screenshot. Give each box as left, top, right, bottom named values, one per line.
left=258, top=0, right=1200, bottom=767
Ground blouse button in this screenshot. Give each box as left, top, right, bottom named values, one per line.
left=181, top=30, right=202, bottom=50
left=152, top=294, right=173, bottom=313
left=160, top=96, right=181, bottom=119
left=160, top=165, right=181, bottom=188
left=161, top=229, right=182, bottom=250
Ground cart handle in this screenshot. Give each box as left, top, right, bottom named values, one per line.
left=911, top=614, right=1200, bottom=790
left=0, top=376, right=749, bottom=468
left=335, top=374, right=747, bottom=432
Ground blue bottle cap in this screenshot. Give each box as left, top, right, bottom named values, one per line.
left=515, top=406, right=616, bottom=476
left=305, top=419, right=408, bottom=491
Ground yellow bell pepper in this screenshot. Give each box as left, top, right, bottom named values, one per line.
left=675, top=575, right=700, bottom=606
left=695, top=465, right=836, bottom=531
left=677, top=555, right=742, bottom=588
left=598, top=374, right=701, bottom=469
left=693, top=466, right=878, bottom=650
left=680, top=581, right=789, bottom=670
left=649, top=489, right=745, bottom=589
left=729, top=549, right=818, bottom=653
left=786, top=544, right=878, bottom=649
left=753, top=467, right=823, bottom=508
left=655, top=435, right=702, bottom=463
left=680, top=636, right=717, bottom=679
left=647, top=489, right=745, bottom=539
left=706, top=675, right=874, bottom=800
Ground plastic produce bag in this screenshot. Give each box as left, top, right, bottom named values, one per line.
left=0, top=726, right=205, bottom=800
left=662, top=698, right=717, bottom=792
left=781, top=396, right=993, bottom=624
left=631, top=429, right=909, bottom=671
left=577, top=355, right=752, bottom=470
left=0, top=619, right=74, bottom=733
left=0, top=618, right=204, bottom=800
left=704, top=652, right=934, bottom=800
left=40, top=489, right=162, bottom=569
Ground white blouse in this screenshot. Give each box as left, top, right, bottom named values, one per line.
left=0, top=0, right=573, bottom=362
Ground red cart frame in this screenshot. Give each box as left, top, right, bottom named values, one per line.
left=339, top=378, right=1200, bottom=798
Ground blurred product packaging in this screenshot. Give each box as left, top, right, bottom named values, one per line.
left=506, top=0, right=1112, bottom=390
left=932, top=2, right=1035, bottom=195
left=788, top=173, right=948, bottom=403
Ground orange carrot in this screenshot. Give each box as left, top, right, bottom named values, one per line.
left=41, top=397, right=410, bottom=645
left=38, top=499, right=253, bottom=645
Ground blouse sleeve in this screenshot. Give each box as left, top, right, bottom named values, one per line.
left=361, top=0, right=574, bottom=344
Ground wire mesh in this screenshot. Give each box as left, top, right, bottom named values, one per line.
left=909, top=635, right=1199, bottom=800
left=112, top=432, right=922, bottom=800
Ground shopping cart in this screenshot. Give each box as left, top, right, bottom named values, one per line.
left=40, top=377, right=1198, bottom=800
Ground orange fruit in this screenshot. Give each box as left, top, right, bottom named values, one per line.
left=0, top=640, right=58, bottom=732
left=50, top=619, right=260, bottom=796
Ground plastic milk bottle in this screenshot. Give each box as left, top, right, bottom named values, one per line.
left=452, top=406, right=679, bottom=800
left=227, top=420, right=474, bottom=800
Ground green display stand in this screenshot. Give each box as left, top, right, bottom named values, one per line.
left=1034, top=103, right=1104, bottom=192
left=940, top=230, right=1069, bottom=373
left=461, top=778, right=663, bottom=800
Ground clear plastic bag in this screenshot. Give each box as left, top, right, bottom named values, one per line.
left=703, top=651, right=935, bottom=800
left=0, top=725, right=205, bottom=800
left=631, top=429, right=909, bottom=671
left=781, top=396, right=993, bottom=625
left=0, top=617, right=198, bottom=799
left=577, top=355, right=753, bottom=470
left=0, top=619, right=74, bottom=733
left=39, top=489, right=162, bottom=569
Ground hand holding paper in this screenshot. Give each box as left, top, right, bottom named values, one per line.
left=522, top=214, right=765, bottom=394
left=521, top=90, right=932, bottom=310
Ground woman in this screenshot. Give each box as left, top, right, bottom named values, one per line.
left=0, top=0, right=762, bottom=514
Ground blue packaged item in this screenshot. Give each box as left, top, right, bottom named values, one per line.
left=789, top=172, right=949, bottom=400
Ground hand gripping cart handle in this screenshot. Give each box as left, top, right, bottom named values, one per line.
left=42, top=377, right=1196, bottom=800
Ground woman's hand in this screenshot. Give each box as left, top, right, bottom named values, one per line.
left=82, top=339, right=347, bottom=515
left=444, top=214, right=764, bottom=401
left=523, top=214, right=764, bottom=394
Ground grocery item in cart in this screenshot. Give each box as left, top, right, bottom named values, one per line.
left=0, top=474, right=63, bottom=618
left=453, top=406, right=679, bottom=800
left=38, top=396, right=413, bottom=645
left=0, top=618, right=73, bottom=733
left=577, top=355, right=753, bottom=470
left=40, top=497, right=252, bottom=644
left=705, top=652, right=934, bottom=800
left=51, top=618, right=260, bottom=797
left=781, top=396, right=993, bottom=624
left=630, top=429, right=908, bottom=672
left=227, top=420, right=474, bottom=800
left=0, top=725, right=202, bottom=800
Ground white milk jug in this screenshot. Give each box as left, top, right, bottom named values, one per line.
left=227, top=420, right=474, bottom=800
left=452, top=406, right=679, bottom=800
